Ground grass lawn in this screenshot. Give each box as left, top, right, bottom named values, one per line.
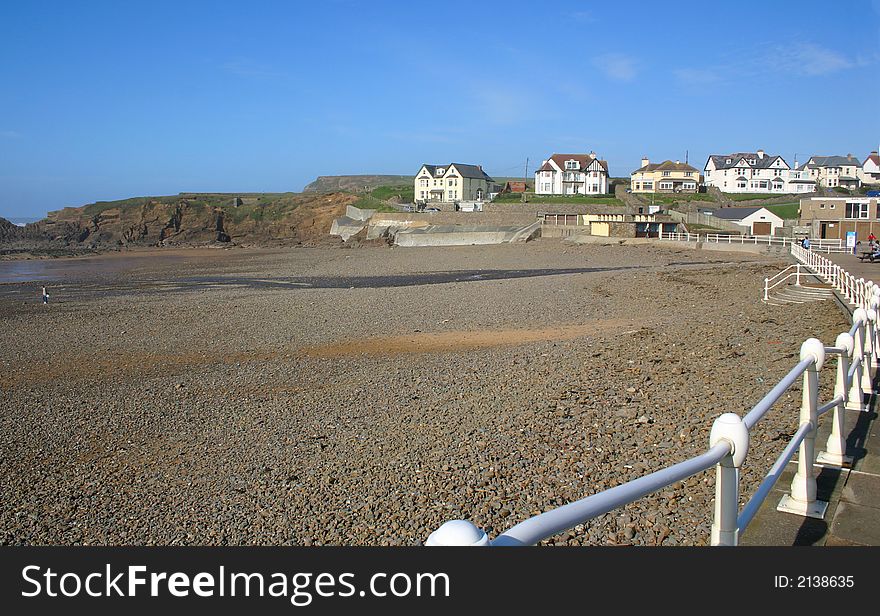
left=370, top=185, right=414, bottom=202
left=722, top=193, right=795, bottom=202
left=637, top=193, right=716, bottom=204
left=493, top=193, right=622, bottom=205
left=763, top=202, right=800, bottom=219
left=352, top=195, right=400, bottom=213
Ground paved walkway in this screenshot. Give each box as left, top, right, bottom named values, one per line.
left=741, top=258, right=880, bottom=545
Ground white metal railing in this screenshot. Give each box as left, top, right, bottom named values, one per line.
left=426, top=258, right=879, bottom=547
left=659, top=232, right=849, bottom=253
left=762, top=263, right=812, bottom=301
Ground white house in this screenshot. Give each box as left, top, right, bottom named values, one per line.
left=535, top=153, right=608, bottom=195
left=861, top=152, right=880, bottom=185
left=414, top=163, right=495, bottom=204
left=709, top=206, right=785, bottom=235
left=703, top=150, right=813, bottom=194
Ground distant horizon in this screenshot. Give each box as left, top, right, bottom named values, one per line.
left=2, top=0, right=879, bottom=219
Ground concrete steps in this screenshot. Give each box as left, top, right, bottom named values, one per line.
left=763, top=284, right=834, bottom=306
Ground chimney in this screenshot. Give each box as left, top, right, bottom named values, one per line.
left=641, top=156, right=649, bottom=168
left=675, top=160, right=680, bottom=165
left=757, top=149, right=765, bottom=159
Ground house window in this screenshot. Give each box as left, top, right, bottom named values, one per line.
left=737, top=181, right=747, bottom=189
left=643, top=181, right=653, bottom=190
left=845, top=202, right=869, bottom=219
left=660, top=182, right=673, bottom=190
left=662, top=171, right=670, bottom=176
left=683, top=182, right=696, bottom=189
left=685, top=172, right=693, bottom=177
left=565, top=160, right=578, bottom=169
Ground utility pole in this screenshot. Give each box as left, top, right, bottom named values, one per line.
left=685, top=150, right=688, bottom=165
left=522, top=157, right=529, bottom=203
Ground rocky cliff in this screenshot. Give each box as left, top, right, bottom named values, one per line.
left=0, top=192, right=358, bottom=253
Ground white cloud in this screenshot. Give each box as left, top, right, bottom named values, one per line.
left=773, top=42, right=853, bottom=75
left=593, top=53, right=638, bottom=82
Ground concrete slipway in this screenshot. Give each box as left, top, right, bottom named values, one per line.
left=330, top=206, right=541, bottom=246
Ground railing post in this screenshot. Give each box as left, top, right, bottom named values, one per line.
left=873, top=294, right=880, bottom=367
left=864, top=303, right=876, bottom=390
left=778, top=338, right=828, bottom=519
left=764, top=277, right=769, bottom=301
left=425, top=520, right=490, bottom=546
left=818, top=334, right=855, bottom=467
left=847, top=309, right=868, bottom=412
left=795, top=264, right=802, bottom=287
left=710, top=413, right=749, bottom=546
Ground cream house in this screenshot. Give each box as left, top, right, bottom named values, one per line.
left=414, top=163, right=495, bottom=204
left=797, top=154, right=862, bottom=189
left=630, top=158, right=699, bottom=193
left=534, top=153, right=608, bottom=195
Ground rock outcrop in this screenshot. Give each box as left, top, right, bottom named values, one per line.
left=1, top=192, right=359, bottom=252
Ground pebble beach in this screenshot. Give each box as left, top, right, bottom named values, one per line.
left=0, top=241, right=850, bottom=545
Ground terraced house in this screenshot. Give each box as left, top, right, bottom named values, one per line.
left=534, top=153, right=608, bottom=195
left=414, top=163, right=495, bottom=204
left=703, top=150, right=814, bottom=194
left=630, top=157, right=699, bottom=193
left=797, top=154, right=862, bottom=189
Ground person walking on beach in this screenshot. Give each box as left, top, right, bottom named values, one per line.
left=41, top=286, right=49, bottom=305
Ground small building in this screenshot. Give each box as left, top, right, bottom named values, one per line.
left=414, top=163, right=495, bottom=205
left=534, top=152, right=609, bottom=195
left=630, top=157, right=699, bottom=193
left=502, top=180, right=529, bottom=193
left=709, top=206, right=784, bottom=236
left=798, top=196, right=880, bottom=240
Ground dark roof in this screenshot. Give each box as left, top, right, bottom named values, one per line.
left=418, top=163, right=494, bottom=181
left=450, top=163, right=494, bottom=181
left=538, top=153, right=609, bottom=173
left=803, top=155, right=861, bottom=169
left=706, top=152, right=789, bottom=170
left=709, top=206, right=773, bottom=220
left=633, top=160, right=699, bottom=173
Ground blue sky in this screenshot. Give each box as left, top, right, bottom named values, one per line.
left=1, top=0, right=879, bottom=218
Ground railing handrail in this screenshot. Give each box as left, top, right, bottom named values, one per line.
left=427, top=242, right=878, bottom=547
left=491, top=443, right=731, bottom=546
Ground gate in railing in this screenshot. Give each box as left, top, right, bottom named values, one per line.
left=426, top=247, right=878, bottom=547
